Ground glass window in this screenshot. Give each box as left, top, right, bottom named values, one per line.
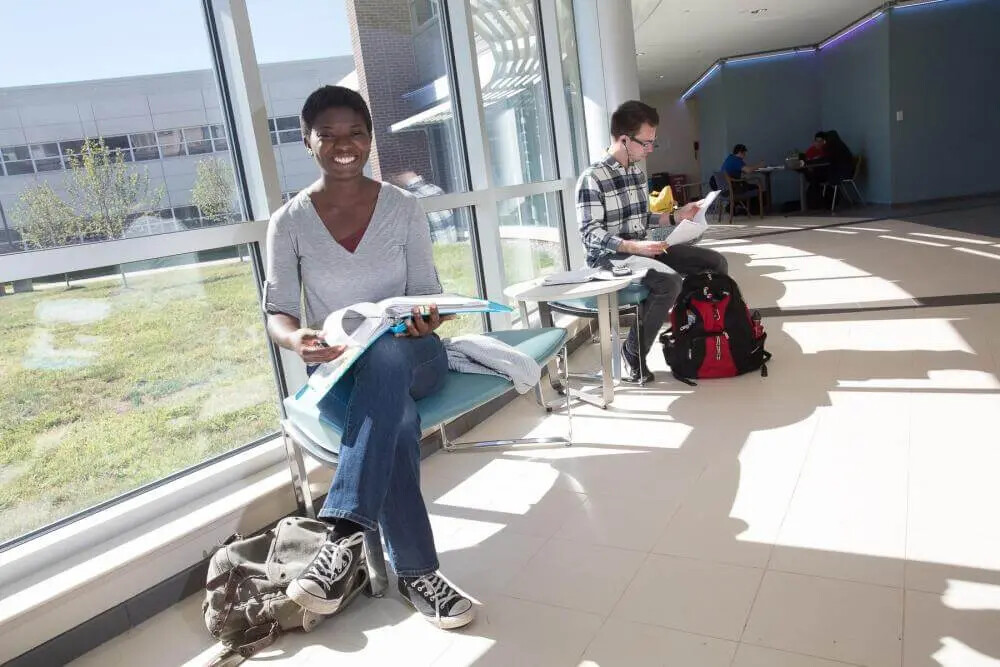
left=556, top=0, right=590, bottom=172
left=245, top=0, right=468, bottom=196
left=1, top=145, right=34, bottom=175
left=30, top=143, right=63, bottom=172
left=130, top=132, right=161, bottom=161
left=103, top=135, right=133, bottom=161
left=0, top=1, right=242, bottom=253
left=428, top=207, right=483, bottom=337
left=0, top=248, right=280, bottom=544
left=157, top=129, right=185, bottom=157
left=60, top=139, right=85, bottom=167
left=210, top=124, right=228, bottom=151
left=471, top=0, right=558, bottom=187
left=274, top=116, right=302, bottom=144
left=183, top=125, right=213, bottom=154
left=497, top=192, right=566, bottom=288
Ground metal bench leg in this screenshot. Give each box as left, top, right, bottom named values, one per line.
left=281, top=421, right=315, bottom=518
left=444, top=345, right=573, bottom=452
left=364, top=529, right=389, bottom=597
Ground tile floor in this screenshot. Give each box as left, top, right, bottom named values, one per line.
left=70, top=208, right=1000, bottom=667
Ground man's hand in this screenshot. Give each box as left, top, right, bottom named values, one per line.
left=623, top=239, right=669, bottom=257
left=289, top=328, right=345, bottom=364
left=675, top=202, right=701, bottom=222
left=399, top=304, right=455, bottom=337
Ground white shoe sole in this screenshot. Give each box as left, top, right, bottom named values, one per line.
left=400, top=595, right=476, bottom=630
left=287, top=566, right=369, bottom=615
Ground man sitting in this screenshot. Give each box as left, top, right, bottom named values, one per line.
left=576, top=100, right=729, bottom=384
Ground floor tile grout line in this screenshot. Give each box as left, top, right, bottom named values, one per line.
left=734, top=407, right=824, bottom=649
left=736, top=639, right=868, bottom=666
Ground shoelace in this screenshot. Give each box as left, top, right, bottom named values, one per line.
left=411, top=573, right=461, bottom=622
left=304, top=532, right=365, bottom=592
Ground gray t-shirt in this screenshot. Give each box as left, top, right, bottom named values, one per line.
left=263, top=183, right=442, bottom=329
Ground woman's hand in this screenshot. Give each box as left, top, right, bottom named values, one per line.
left=399, top=304, right=455, bottom=337
left=289, top=328, right=345, bottom=363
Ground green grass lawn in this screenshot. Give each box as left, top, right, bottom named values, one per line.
left=0, top=240, right=556, bottom=542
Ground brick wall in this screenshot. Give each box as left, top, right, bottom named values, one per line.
left=346, top=0, right=434, bottom=183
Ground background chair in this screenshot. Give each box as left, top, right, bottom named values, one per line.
left=822, top=154, right=865, bottom=212
left=711, top=171, right=764, bottom=223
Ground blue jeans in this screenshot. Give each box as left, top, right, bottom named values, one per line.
left=312, top=334, right=448, bottom=577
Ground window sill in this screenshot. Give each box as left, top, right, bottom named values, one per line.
left=0, top=437, right=333, bottom=663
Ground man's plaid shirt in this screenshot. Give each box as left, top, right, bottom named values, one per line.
left=576, top=154, right=657, bottom=267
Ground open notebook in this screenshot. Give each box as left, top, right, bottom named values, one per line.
left=296, top=294, right=511, bottom=406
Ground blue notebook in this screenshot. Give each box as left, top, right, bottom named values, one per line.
left=294, top=294, right=511, bottom=406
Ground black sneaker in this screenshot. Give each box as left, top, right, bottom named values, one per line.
left=287, top=530, right=367, bottom=614
left=622, top=347, right=654, bottom=384
left=398, top=572, right=475, bottom=630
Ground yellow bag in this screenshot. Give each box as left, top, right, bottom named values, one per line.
left=649, top=186, right=675, bottom=213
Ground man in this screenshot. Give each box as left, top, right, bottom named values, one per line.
left=721, top=144, right=765, bottom=212
left=577, top=100, right=728, bottom=384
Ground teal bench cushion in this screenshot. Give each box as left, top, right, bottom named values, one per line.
left=283, top=327, right=567, bottom=461
left=552, top=282, right=649, bottom=312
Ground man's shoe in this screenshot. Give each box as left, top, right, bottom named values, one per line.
left=399, top=572, right=476, bottom=630
left=622, top=347, right=654, bottom=384
left=287, top=530, right=367, bottom=614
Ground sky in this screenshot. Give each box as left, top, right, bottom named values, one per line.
left=0, top=0, right=353, bottom=88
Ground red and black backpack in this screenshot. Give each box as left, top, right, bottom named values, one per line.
left=658, top=272, right=771, bottom=385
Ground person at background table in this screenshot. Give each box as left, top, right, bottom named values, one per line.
left=721, top=143, right=767, bottom=196
left=823, top=130, right=855, bottom=183
left=576, top=100, right=728, bottom=385
left=804, top=131, right=827, bottom=161
left=262, top=85, right=475, bottom=630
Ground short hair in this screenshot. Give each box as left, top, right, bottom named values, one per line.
left=610, top=100, right=659, bottom=138
left=814, top=131, right=826, bottom=141
left=733, top=144, right=748, bottom=154
left=300, top=86, right=373, bottom=136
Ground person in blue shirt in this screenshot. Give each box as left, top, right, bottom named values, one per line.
left=720, top=144, right=766, bottom=209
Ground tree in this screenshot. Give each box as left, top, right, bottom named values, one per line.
left=12, top=182, right=83, bottom=250
left=65, top=139, right=164, bottom=241
left=191, top=158, right=236, bottom=225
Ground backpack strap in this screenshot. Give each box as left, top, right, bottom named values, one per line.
left=237, top=621, right=282, bottom=658
left=207, top=566, right=247, bottom=636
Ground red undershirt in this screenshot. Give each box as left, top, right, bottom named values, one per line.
left=336, top=223, right=368, bottom=253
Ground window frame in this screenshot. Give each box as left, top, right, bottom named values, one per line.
left=0, top=0, right=592, bottom=622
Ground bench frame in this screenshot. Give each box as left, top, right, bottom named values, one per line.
left=279, top=339, right=573, bottom=596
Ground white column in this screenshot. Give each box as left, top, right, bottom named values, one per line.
left=574, top=0, right=641, bottom=163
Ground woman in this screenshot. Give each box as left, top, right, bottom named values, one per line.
left=262, top=85, right=474, bottom=630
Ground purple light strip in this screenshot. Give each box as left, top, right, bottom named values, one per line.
left=819, top=10, right=884, bottom=50
left=894, top=0, right=948, bottom=9
left=681, top=62, right=721, bottom=100
left=727, top=47, right=816, bottom=64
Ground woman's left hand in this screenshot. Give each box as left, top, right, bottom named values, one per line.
left=400, top=304, right=455, bottom=337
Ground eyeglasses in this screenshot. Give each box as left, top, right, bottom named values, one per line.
left=628, top=136, right=659, bottom=150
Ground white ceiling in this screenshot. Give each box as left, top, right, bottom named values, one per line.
left=633, top=0, right=883, bottom=93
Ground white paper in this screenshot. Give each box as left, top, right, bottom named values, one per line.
left=542, top=268, right=616, bottom=285
left=663, top=190, right=720, bottom=246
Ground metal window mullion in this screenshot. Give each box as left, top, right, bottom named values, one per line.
left=204, top=0, right=306, bottom=400
left=446, top=0, right=511, bottom=330
left=0, top=220, right=268, bottom=284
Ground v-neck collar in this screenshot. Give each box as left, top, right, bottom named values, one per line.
left=303, top=183, right=384, bottom=256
